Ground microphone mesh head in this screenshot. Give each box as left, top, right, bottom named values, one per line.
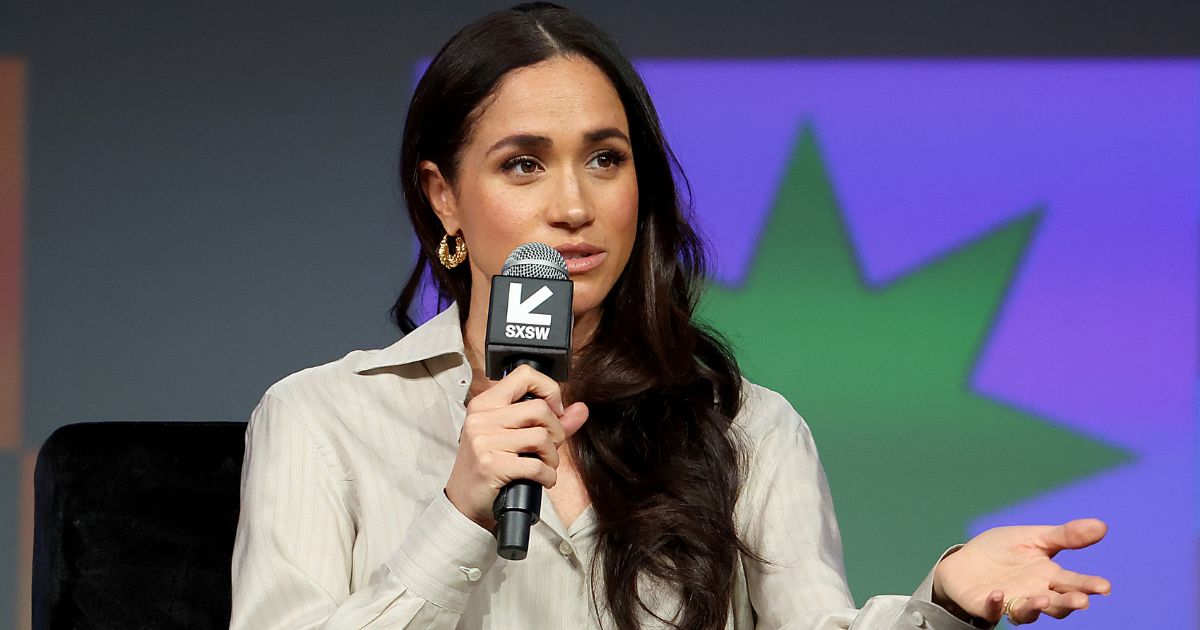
left=501, top=242, right=568, bottom=280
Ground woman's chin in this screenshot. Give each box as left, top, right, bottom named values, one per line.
left=570, top=293, right=606, bottom=323
left=572, top=302, right=602, bottom=320
left=569, top=283, right=608, bottom=315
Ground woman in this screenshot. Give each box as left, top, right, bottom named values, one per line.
left=231, top=4, right=1110, bottom=629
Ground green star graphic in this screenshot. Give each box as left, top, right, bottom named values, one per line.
left=700, top=128, right=1130, bottom=602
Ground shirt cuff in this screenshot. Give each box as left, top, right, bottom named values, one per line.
left=909, top=545, right=996, bottom=629
left=385, top=491, right=500, bottom=613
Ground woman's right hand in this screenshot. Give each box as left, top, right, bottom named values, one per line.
left=444, top=364, right=590, bottom=530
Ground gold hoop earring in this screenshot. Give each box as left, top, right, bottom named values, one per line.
left=437, top=233, right=468, bottom=269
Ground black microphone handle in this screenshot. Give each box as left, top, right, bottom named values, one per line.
left=493, top=357, right=552, bottom=560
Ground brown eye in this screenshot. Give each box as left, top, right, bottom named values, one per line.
left=586, top=150, right=626, bottom=170
left=502, top=155, right=543, bottom=176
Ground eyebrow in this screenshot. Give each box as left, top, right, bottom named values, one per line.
left=583, top=127, right=630, bottom=145
left=486, top=133, right=552, bottom=156
left=485, top=127, right=631, bottom=156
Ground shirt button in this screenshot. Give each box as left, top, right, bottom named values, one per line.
left=460, top=566, right=482, bottom=582
left=558, top=540, right=574, bottom=556
left=909, top=611, right=926, bottom=628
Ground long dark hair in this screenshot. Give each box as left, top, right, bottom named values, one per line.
left=393, top=4, right=750, bottom=628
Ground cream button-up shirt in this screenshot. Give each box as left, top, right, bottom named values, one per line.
left=231, top=304, right=983, bottom=629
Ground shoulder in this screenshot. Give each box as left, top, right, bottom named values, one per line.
left=260, top=348, right=388, bottom=413
left=730, top=380, right=834, bottom=523
left=733, top=379, right=816, bottom=450
left=246, top=347, right=416, bottom=479
left=249, top=343, right=436, bottom=453
left=729, top=379, right=827, bottom=486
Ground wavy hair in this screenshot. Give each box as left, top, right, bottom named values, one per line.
left=393, top=4, right=751, bottom=628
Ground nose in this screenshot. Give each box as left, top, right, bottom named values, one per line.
left=546, top=169, right=594, bottom=230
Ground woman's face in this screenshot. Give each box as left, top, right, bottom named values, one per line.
left=421, top=55, right=639, bottom=321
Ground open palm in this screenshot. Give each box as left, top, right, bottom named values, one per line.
left=932, top=518, right=1111, bottom=625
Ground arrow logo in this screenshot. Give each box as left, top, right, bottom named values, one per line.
left=506, top=283, right=553, bottom=326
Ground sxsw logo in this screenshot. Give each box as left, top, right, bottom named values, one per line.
left=505, top=283, right=553, bottom=340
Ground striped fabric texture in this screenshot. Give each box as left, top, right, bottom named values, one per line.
left=231, top=304, right=974, bottom=629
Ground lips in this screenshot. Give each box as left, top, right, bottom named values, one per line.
left=554, top=243, right=607, bottom=275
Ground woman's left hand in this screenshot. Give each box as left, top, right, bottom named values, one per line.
left=931, top=518, right=1111, bottom=625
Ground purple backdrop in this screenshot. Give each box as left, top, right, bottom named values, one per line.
left=639, top=60, right=1198, bottom=628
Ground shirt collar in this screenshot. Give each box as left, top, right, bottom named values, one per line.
left=353, top=302, right=466, bottom=373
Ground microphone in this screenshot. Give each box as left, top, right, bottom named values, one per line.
left=484, top=242, right=574, bottom=560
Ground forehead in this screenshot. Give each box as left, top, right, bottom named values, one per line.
left=471, top=56, right=629, bottom=139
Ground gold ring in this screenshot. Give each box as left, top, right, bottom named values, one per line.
left=1003, top=596, right=1022, bottom=623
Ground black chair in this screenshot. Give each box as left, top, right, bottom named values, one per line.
left=32, top=421, right=247, bottom=630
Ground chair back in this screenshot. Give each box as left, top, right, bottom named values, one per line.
left=33, top=421, right=247, bottom=630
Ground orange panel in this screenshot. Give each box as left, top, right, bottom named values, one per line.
left=0, top=58, right=24, bottom=451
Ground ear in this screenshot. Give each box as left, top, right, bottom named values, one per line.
left=418, top=159, right=461, bottom=235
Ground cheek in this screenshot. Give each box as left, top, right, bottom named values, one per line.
left=607, top=181, right=639, bottom=258
left=456, top=185, right=540, bottom=270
